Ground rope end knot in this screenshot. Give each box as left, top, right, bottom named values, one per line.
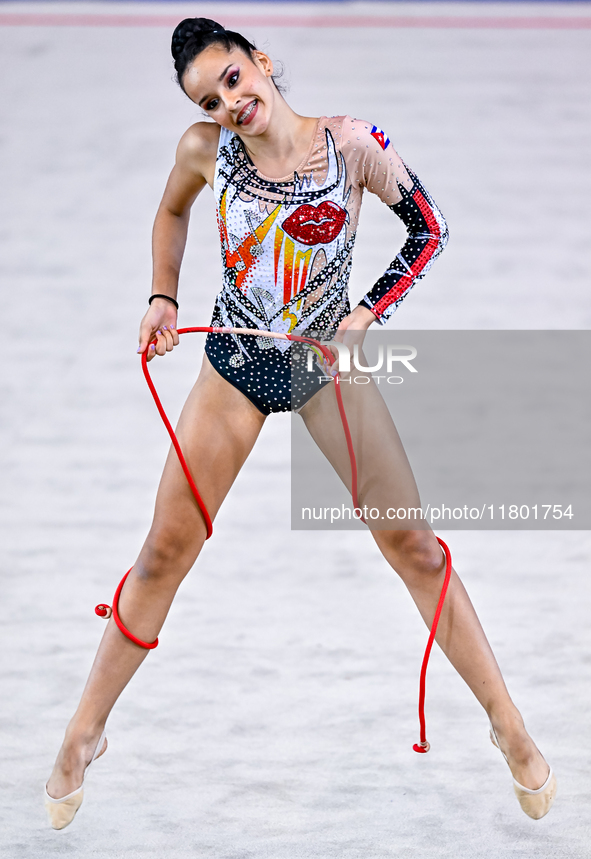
left=95, top=604, right=112, bottom=619
left=413, top=741, right=431, bottom=754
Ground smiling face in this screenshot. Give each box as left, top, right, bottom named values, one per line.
left=182, top=44, right=277, bottom=137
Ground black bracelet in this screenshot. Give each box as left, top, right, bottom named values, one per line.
left=148, top=293, right=179, bottom=310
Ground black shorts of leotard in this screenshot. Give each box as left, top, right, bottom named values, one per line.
left=205, top=332, right=332, bottom=415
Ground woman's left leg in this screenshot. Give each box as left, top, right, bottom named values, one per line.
left=299, top=379, right=551, bottom=792
left=372, top=529, right=550, bottom=790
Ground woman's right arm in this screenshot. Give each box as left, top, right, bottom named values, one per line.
left=138, top=122, right=220, bottom=360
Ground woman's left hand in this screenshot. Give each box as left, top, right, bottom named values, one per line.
left=329, top=305, right=377, bottom=370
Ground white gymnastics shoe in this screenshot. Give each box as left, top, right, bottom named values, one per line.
left=489, top=724, right=557, bottom=819
left=44, top=731, right=107, bottom=830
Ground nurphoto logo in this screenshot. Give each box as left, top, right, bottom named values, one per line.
left=306, top=342, right=418, bottom=384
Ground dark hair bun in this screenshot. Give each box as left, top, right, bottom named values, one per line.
left=171, top=18, right=258, bottom=93
left=171, top=18, right=225, bottom=62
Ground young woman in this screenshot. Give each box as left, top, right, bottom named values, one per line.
left=44, top=18, right=556, bottom=829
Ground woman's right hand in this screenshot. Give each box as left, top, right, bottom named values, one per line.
left=137, top=298, right=180, bottom=362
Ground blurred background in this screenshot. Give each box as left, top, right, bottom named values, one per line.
left=1, top=2, right=590, bottom=857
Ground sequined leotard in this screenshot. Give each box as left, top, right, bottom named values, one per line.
left=205, top=115, right=448, bottom=413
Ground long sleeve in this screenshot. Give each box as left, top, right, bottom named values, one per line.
left=344, top=119, right=449, bottom=323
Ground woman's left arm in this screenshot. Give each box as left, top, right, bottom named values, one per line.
left=336, top=119, right=449, bottom=347
left=359, top=164, right=449, bottom=324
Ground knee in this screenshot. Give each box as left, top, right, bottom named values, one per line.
left=137, top=526, right=204, bottom=584
left=375, top=530, right=445, bottom=581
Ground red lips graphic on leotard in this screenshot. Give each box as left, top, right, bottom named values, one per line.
left=282, top=201, right=347, bottom=246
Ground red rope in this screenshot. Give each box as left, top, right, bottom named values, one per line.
left=333, top=375, right=360, bottom=513
left=96, top=326, right=452, bottom=751
left=413, top=536, right=452, bottom=753
left=286, top=333, right=362, bottom=512
left=95, top=569, right=159, bottom=649
left=114, top=570, right=159, bottom=649
left=141, top=327, right=214, bottom=539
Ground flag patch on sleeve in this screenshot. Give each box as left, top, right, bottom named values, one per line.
left=370, top=125, right=391, bottom=150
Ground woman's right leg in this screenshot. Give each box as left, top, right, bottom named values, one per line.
left=46, top=356, right=267, bottom=799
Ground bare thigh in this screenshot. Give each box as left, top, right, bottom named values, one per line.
left=299, top=373, right=425, bottom=526
left=138, top=354, right=267, bottom=573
